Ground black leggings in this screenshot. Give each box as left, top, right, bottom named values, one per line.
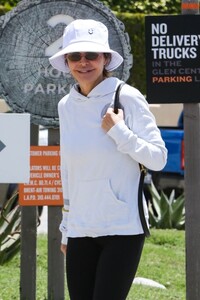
left=66, top=234, right=145, bottom=300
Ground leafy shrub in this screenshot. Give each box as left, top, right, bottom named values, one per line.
left=1, top=0, right=182, bottom=14
left=116, top=13, right=146, bottom=93
left=103, top=0, right=181, bottom=14
left=0, top=192, right=21, bottom=265
left=148, top=182, right=185, bottom=230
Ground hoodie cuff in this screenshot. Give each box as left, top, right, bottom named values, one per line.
left=61, top=231, right=68, bottom=245
left=107, top=120, right=135, bottom=144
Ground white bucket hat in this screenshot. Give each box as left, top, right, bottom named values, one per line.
left=49, top=19, right=123, bottom=73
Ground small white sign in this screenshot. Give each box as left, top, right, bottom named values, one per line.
left=0, top=113, right=30, bottom=183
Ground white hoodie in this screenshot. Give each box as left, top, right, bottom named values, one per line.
left=58, top=77, right=167, bottom=244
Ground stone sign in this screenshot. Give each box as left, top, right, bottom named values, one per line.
left=0, top=0, right=132, bottom=127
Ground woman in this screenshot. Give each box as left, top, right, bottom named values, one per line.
left=49, top=19, right=167, bottom=300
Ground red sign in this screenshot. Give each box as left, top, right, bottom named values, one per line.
left=19, top=146, right=63, bottom=206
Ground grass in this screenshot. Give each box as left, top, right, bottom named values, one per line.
left=129, top=229, right=185, bottom=299
left=0, top=229, right=185, bottom=300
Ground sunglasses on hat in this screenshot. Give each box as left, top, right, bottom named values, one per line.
left=66, top=52, right=101, bottom=62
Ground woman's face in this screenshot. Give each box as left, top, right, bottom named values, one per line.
left=65, top=52, right=109, bottom=95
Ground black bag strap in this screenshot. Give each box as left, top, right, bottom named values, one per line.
left=113, top=82, right=125, bottom=114
left=114, top=82, right=150, bottom=237
left=138, top=164, right=150, bottom=237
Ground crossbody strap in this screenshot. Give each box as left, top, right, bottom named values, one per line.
left=114, top=82, right=150, bottom=237
left=138, top=164, right=150, bottom=237
left=113, top=82, right=125, bottom=113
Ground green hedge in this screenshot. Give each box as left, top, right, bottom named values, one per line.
left=116, top=13, right=146, bottom=94
left=103, top=0, right=181, bottom=14
left=0, top=2, right=12, bottom=15
left=0, top=5, right=9, bottom=15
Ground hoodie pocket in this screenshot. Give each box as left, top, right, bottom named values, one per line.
left=71, top=178, right=129, bottom=229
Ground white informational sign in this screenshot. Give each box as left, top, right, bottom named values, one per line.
left=0, top=113, right=30, bottom=183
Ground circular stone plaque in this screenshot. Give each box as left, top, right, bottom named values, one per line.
left=0, top=0, right=132, bottom=127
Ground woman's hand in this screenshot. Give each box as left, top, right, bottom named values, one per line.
left=60, top=243, right=67, bottom=256
left=102, top=108, right=124, bottom=132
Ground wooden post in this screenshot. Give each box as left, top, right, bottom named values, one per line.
left=184, top=103, right=200, bottom=299
left=20, top=124, right=38, bottom=300
left=47, top=128, right=65, bottom=300
left=182, top=1, right=200, bottom=299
